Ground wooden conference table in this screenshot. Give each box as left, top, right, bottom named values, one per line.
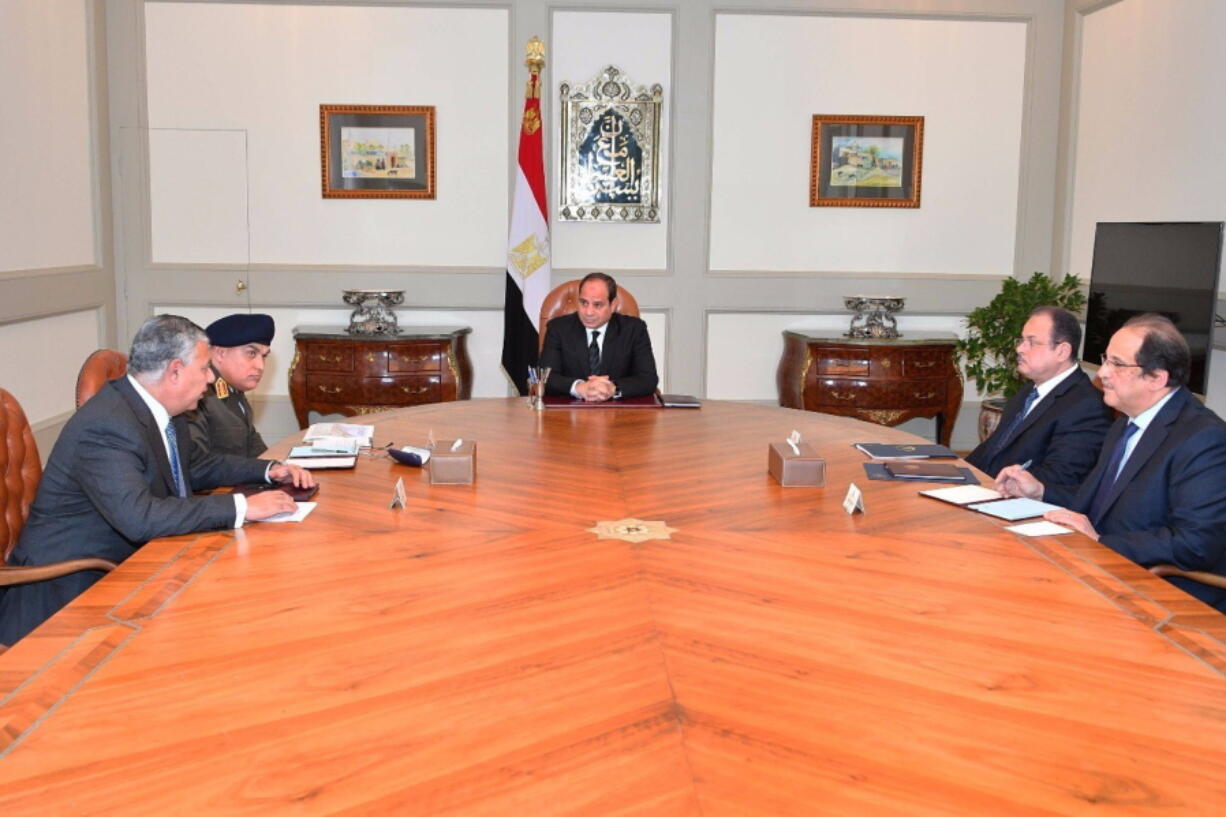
left=2, top=399, right=1226, bottom=815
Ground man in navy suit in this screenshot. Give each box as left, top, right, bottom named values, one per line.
left=539, top=272, right=658, bottom=401
left=998, top=314, right=1226, bottom=611
left=967, top=306, right=1112, bottom=484
left=0, top=315, right=314, bottom=646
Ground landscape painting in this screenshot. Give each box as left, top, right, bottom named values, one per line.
left=320, top=104, right=435, bottom=199
left=810, top=114, right=923, bottom=208
left=829, top=136, right=904, bottom=187
left=340, top=127, right=416, bottom=179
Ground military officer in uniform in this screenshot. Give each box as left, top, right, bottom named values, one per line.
left=185, top=313, right=275, bottom=459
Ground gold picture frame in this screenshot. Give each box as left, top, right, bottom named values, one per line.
left=810, top=114, right=923, bottom=208
left=320, top=104, right=435, bottom=199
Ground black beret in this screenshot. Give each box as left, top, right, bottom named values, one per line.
left=206, top=313, right=275, bottom=347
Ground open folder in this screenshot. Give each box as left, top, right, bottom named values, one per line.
left=920, top=486, right=1063, bottom=521
left=919, top=485, right=1004, bottom=505
left=284, top=456, right=356, bottom=470
left=237, top=482, right=320, bottom=502
left=289, top=440, right=359, bottom=458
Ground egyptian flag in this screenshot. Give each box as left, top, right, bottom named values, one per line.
left=501, top=38, right=551, bottom=395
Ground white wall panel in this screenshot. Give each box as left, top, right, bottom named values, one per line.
left=0, top=0, right=96, bottom=272
left=154, top=307, right=669, bottom=399
left=1069, top=0, right=1226, bottom=295
left=551, top=11, right=671, bottom=271
left=144, top=3, right=508, bottom=267
left=148, top=129, right=249, bottom=264
left=0, top=309, right=100, bottom=425
left=641, top=311, right=667, bottom=388
left=709, top=14, right=1026, bottom=275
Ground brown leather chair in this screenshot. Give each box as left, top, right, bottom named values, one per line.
left=0, top=388, right=116, bottom=649
left=538, top=279, right=640, bottom=353
left=1150, top=564, right=1226, bottom=592
left=75, top=349, right=127, bottom=408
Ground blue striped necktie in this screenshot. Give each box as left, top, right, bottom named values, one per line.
left=1088, top=422, right=1139, bottom=524
left=988, top=388, right=1039, bottom=458
left=165, top=421, right=186, bottom=498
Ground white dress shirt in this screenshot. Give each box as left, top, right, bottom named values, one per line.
left=1114, top=387, right=1180, bottom=480
left=128, top=375, right=247, bottom=527
left=1027, top=362, right=1080, bottom=416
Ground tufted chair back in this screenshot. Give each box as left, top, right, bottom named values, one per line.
left=0, top=388, right=41, bottom=562
left=537, top=280, right=640, bottom=353
left=75, top=350, right=127, bottom=409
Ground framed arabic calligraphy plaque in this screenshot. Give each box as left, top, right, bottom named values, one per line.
left=559, top=65, right=662, bottom=223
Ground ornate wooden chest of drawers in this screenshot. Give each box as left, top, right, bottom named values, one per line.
left=776, top=331, right=963, bottom=446
left=289, top=325, right=473, bottom=428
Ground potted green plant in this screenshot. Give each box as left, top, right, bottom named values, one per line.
left=956, top=272, right=1086, bottom=440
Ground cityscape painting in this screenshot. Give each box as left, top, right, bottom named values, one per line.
left=340, top=127, right=416, bottom=179
left=320, top=105, right=435, bottom=199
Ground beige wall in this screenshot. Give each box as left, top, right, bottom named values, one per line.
left=26, top=0, right=1198, bottom=456
left=0, top=0, right=115, bottom=461
left=92, top=0, right=1069, bottom=451
left=1059, top=0, right=1226, bottom=411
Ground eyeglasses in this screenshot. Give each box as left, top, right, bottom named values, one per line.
left=1099, top=355, right=1142, bottom=370
left=1015, top=337, right=1056, bottom=349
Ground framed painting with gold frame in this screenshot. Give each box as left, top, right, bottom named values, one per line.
left=810, top=114, right=923, bottom=208
left=320, top=104, right=435, bottom=199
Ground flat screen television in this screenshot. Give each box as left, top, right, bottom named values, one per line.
left=1084, top=221, right=1223, bottom=395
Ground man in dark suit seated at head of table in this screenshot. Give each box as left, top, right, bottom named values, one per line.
left=0, top=315, right=315, bottom=647
left=184, top=312, right=275, bottom=459
left=539, top=271, right=659, bottom=402
left=997, top=314, right=1226, bottom=611
left=967, top=306, right=1112, bottom=485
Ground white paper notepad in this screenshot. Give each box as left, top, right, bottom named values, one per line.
left=1006, top=520, right=1072, bottom=536
left=257, top=502, right=317, bottom=523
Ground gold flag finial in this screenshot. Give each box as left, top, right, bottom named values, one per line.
left=525, top=36, right=545, bottom=74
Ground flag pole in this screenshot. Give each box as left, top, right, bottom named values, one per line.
left=501, top=36, right=552, bottom=396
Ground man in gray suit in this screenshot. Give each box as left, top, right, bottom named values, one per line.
left=0, top=315, right=313, bottom=646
